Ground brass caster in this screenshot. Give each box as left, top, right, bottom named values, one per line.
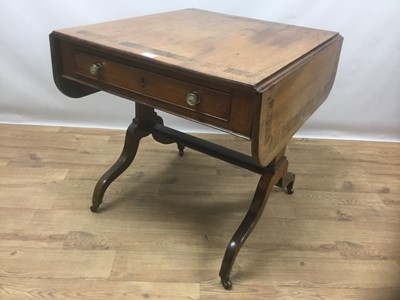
left=221, top=278, right=232, bottom=290
left=178, top=143, right=185, bottom=157
left=286, top=183, right=294, bottom=195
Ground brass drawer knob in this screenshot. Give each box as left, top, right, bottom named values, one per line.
left=89, top=63, right=103, bottom=76
left=186, top=92, right=200, bottom=106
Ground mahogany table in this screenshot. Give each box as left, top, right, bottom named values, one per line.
left=50, top=8, right=342, bottom=289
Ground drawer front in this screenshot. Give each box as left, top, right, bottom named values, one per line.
left=74, top=51, right=232, bottom=122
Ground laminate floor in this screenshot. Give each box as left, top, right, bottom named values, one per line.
left=0, top=124, right=399, bottom=299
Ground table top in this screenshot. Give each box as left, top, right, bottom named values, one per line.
left=55, top=8, right=338, bottom=90
left=51, top=9, right=342, bottom=166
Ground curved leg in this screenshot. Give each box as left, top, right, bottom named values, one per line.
left=90, top=118, right=150, bottom=212
left=150, top=117, right=185, bottom=157
left=219, top=159, right=290, bottom=289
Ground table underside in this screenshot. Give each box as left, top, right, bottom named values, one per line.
left=89, top=102, right=295, bottom=289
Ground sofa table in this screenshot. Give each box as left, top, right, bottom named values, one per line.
left=50, top=8, right=342, bottom=289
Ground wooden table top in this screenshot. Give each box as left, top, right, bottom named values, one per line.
left=51, top=9, right=342, bottom=166
left=55, top=8, right=338, bottom=90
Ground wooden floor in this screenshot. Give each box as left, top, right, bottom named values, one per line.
left=0, top=123, right=399, bottom=300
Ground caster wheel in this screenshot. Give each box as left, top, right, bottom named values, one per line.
left=286, top=185, right=294, bottom=195
left=90, top=205, right=98, bottom=213
left=177, top=144, right=185, bottom=157
left=221, top=278, right=232, bottom=290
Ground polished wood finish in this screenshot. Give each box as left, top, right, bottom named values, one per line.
left=219, top=155, right=294, bottom=289
left=74, top=50, right=233, bottom=122
left=1, top=124, right=400, bottom=299
left=49, top=9, right=343, bottom=289
left=50, top=8, right=343, bottom=151
left=53, top=9, right=338, bottom=88
left=252, top=36, right=343, bottom=165
left=91, top=105, right=151, bottom=212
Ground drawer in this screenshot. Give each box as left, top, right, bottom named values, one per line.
left=74, top=51, right=232, bottom=122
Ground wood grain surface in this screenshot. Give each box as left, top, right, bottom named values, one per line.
left=54, top=8, right=338, bottom=88
left=51, top=9, right=342, bottom=167
left=0, top=124, right=399, bottom=299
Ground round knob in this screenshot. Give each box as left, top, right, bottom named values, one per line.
left=186, top=92, right=200, bottom=106
left=89, top=63, right=103, bottom=76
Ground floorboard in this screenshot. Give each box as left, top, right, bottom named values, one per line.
left=0, top=124, right=399, bottom=300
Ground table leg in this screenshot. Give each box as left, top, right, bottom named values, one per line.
left=91, top=103, right=174, bottom=212
left=90, top=114, right=151, bottom=212
left=90, top=106, right=295, bottom=289
left=151, top=120, right=185, bottom=157
left=219, top=156, right=295, bottom=289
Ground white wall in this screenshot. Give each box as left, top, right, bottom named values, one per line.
left=1, top=0, right=399, bottom=141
